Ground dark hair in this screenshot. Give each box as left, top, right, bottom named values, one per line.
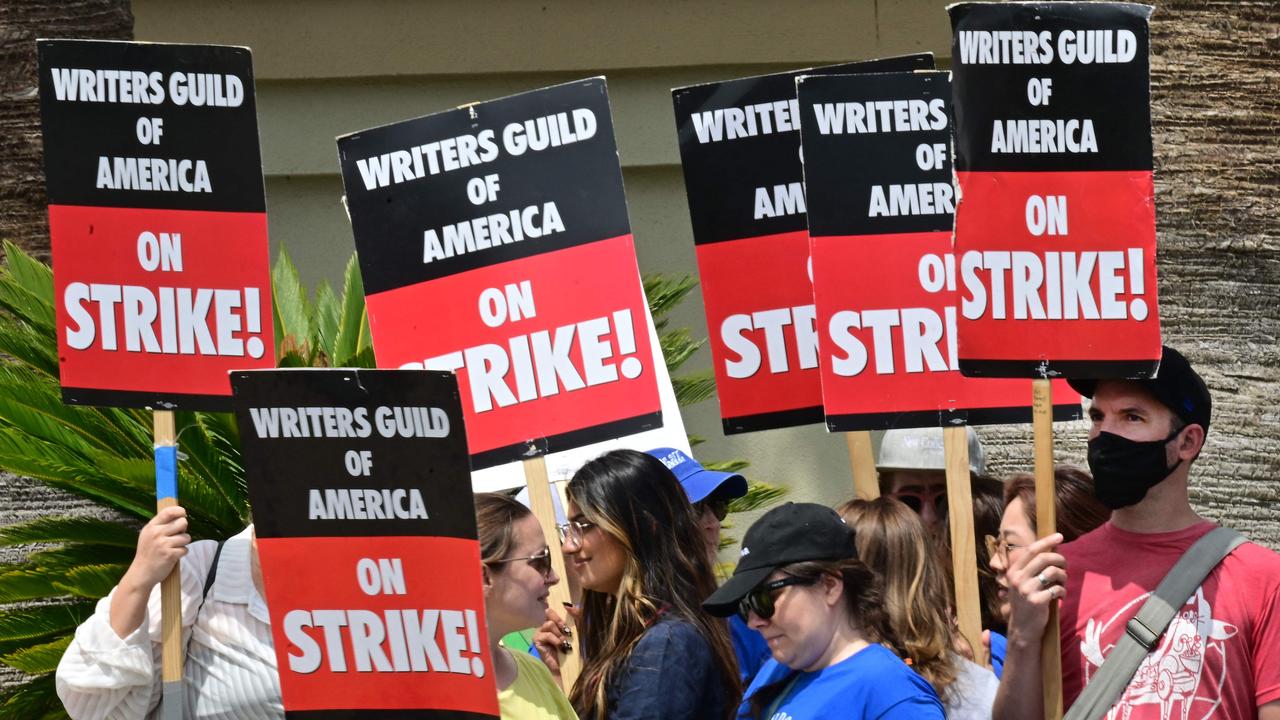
left=1003, top=465, right=1110, bottom=542
left=934, top=475, right=1005, bottom=635
left=745, top=557, right=901, bottom=719
left=473, top=492, right=533, bottom=566
left=567, top=450, right=740, bottom=720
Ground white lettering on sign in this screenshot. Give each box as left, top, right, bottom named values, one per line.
left=95, top=157, right=212, bottom=193
left=422, top=202, right=564, bottom=263
left=63, top=284, right=264, bottom=358
left=990, top=118, right=1098, bottom=154
left=868, top=183, right=954, bottom=217
left=811, top=98, right=948, bottom=134
left=720, top=305, right=819, bottom=379
left=827, top=307, right=959, bottom=377
left=405, top=308, right=644, bottom=414
left=959, top=248, right=1149, bottom=322
left=955, top=30, right=1136, bottom=65
left=308, top=489, right=429, bottom=520
left=689, top=99, right=801, bottom=143
left=753, top=183, right=806, bottom=219
left=247, top=406, right=449, bottom=439
left=283, top=607, right=485, bottom=677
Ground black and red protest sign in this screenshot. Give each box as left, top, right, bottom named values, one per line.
left=38, top=40, right=273, bottom=410
left=798, top=71, right=1079, bottom=430
left=339, top=79, right=660, bottom=469
left=232, top=369, right=496, bottom=720
left=672, top=54, right=933, bottom=434
left=949, top=3, right=1161, bottom=378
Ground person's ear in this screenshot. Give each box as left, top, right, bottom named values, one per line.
left=1176, top=423, right=1206, bottom=461
left=481, top=564, right=494, bottom=594
left=822, top=573, right=843, bottom=607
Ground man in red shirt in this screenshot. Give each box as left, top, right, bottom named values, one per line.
left=994, top=346, right=1280, bottom=720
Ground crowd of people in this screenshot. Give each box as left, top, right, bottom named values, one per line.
left=54, top=345, right=1280, bottom=719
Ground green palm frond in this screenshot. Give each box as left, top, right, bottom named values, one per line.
left=51, top=565, right=129, bottom=600
left=0, top=636, right=71, bottom=675
left=0, top=517, right=137, bottom=548
left=0, top=604, right=93, bottom=644
left=0, top=674, right=59, bottom=719
left=334, top=254, right=372, bottom=366
left=672, top=370, right=717, bottom=407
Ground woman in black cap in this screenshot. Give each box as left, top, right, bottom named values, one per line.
left=560, top=449, right=740, bottom=719
left=703, top=502, right=943, bottom=719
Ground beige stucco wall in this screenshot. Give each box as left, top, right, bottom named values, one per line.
left=132, top=0, right=965, bottom=518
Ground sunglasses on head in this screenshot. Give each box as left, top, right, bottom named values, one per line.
left=738, top=576, right=816, bottom=621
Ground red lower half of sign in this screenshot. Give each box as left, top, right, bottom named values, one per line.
left=256, top=536, right=497, bottom=716
left=695, top=231, right=824, bottom=433
left=952, top=171, right=1161, bottom=376
left=811, top=231, right=1080, bottom=430
left=365, top=235, right=660, bottom=464
left=48, top=204, right=274, bottom=408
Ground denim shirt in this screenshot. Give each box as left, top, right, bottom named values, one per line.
left=605, top=615, right=729, bottom=720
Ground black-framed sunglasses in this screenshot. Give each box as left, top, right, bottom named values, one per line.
left=489, top=547, right=553, bottom=578
left=696, top=498, right=730, bottom=522
left=738, top=576, right=817, bottom=621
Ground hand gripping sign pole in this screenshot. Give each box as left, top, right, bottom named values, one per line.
left=523, top=456, right=583, bottom=688
left=154, top=411, right=184, bottom=717
left=1033, top=379, right=1062, bottom=717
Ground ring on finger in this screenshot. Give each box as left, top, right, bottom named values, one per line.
left=1037, top=572, right=1050, bottom=589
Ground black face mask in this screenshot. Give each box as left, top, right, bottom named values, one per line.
left=1087, top=429, right=1183, bottom=510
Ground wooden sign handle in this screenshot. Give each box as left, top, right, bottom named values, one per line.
left=943, top=426, right=986, bottom=667
left=1032, top=379, right=1063, bottom=719
left=523, top=456, right=582, bottom=690
left=846, top=431, right=879, bottom=499
left=154, top=410, right=184, bottom=717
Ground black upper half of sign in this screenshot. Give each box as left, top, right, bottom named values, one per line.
left=672, top=54, right=934, bottom=246
left=339, top=78, right=631, bottom=296
left=230, top=369, right=475, bottom=540
left=799, top=71, right=954, bottom=237
left=948, top=2, right=1153, bottom=172
left=37, top=40, right=265, bottom=212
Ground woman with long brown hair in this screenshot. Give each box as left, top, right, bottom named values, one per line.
left=474, top=492, right=577, bottom=719
left=561, top=449, right=739, bottom=720
left=839, top=496, right=998, bottom=719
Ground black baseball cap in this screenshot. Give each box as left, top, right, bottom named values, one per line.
left=703, top=502, right=855, bottom=617
left=1067, top=345, right=1211, bottom=433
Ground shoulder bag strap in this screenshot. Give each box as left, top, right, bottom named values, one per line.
left=1063, top=526, right=1246, bottom=720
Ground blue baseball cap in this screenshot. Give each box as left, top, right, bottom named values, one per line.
left=646, top=447, right=747, bottom=503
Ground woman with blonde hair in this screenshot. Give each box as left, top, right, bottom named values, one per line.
left=839, top=496, right=998, bottom=719
left=475, top=492, right=577, bottom=719
left=560, top=449, right=740, bottom=719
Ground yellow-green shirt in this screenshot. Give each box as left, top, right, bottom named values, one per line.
left=498, top=646, right=579, bottom=720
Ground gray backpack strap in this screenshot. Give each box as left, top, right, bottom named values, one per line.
left=1063, top=526, right=1246, bottom=720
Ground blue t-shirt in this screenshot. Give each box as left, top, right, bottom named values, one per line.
left=988, top=630, right=1006, bottom=679
left=606, top=615, right=729, bottom=720
left=730, top=615, right=771, bottom=685
left=738, top=644, right=943, bottom=720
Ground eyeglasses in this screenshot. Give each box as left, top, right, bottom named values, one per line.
left=738, top=576, right=817, bottom=621
left=696, top=498, right=730, bottom=522
left=489, top=547, right=554, bottom=578
left=983, top=535, right=1024, bottom=563
left=557, top=519, right=596, bottom=546
left=891, top=488, right=948, bottom=517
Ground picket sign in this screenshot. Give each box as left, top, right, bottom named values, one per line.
left=37, top=39, right=274, bottom=719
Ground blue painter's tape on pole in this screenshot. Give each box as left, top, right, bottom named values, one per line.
left=155, top=445, right=178, bottom=501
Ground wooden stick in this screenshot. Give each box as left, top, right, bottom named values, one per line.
left=943, top=426, right=986, bottom=666
left=1032, top=379, right=1062, bottom=720
left=551, top=478, right=582, bottom=603
left=846, top=431, right=879, bottom=499
left=523, top=456, right=582, bottom=690
left=154, top=410, right=184, bottom=719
